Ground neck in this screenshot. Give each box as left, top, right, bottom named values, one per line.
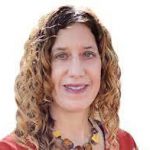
left=50, top=104, right=91, bottom=145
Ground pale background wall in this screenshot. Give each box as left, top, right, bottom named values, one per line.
left=0, top=0, right=150, bottom=149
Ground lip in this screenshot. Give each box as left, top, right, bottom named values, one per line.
left=63, top=84, right=88, bottom=87
left=63, top=84, right=89, bottom=94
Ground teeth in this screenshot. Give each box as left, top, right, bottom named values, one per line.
left=66, top=85, right=85, bottom=90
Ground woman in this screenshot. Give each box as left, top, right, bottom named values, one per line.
left=0, top=5, right=137, bottom=150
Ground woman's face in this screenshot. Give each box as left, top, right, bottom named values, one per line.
left=51, top=23, right=101, bottom=112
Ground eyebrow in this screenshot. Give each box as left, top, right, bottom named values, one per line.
left=52, top=47, right=67, bottom=51
left=52, top=46, right=96, bottom=52
left=83, top=46, right=96, bottom=50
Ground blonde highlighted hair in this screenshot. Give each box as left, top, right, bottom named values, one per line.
left=14, top=5, right=121, bottom=150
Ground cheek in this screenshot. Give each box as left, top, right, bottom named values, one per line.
left=51, top=65, right=59, bottom=89
left=87, top=60, right=101, bottom=77
left=51, top=63, right=66, bottom=88
left=93, top=72, right=101, bottom=91
left=90, top=63, right=101, bottom=89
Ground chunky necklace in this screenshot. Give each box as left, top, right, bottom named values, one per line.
left=52, top=125, right=100, bottom=150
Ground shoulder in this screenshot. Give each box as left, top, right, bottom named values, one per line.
left=0, top=134, right=27, bottom=150
left=117, top=129, right=138, bottom=150
left=93, top=120, right=138, bottom=149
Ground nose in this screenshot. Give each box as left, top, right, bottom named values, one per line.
left=67, top=56, right=85, bottom=78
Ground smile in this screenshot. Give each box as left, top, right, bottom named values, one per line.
left=63, top=84, right=89, bottom=94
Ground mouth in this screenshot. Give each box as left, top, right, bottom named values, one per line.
left=63, top=84, right=89, bottom=94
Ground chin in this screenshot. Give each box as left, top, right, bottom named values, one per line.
left=65, top=108, right=89, bottom=112
left=61, top=103, right=90, bottom=112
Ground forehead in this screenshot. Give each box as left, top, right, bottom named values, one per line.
left=52, top=23, right=97, bottom=50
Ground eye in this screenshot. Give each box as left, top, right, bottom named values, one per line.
left=83, top=51, right=96, bottom=59
left=54, top=52, right=68, bottom=60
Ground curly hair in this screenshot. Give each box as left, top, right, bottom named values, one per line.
left=14, top=5, right=121, bottom=150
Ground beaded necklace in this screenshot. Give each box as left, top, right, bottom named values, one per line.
left=52, top=121, right=101, bottom=150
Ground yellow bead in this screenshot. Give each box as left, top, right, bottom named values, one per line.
left=52, top=130, right=61, bottom=138
left=91, top=133, right=100, bottom=143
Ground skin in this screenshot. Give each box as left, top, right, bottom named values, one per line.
left=50, top=23, right=103, bottom=148
left=51, top=23, right=101, bottom=112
